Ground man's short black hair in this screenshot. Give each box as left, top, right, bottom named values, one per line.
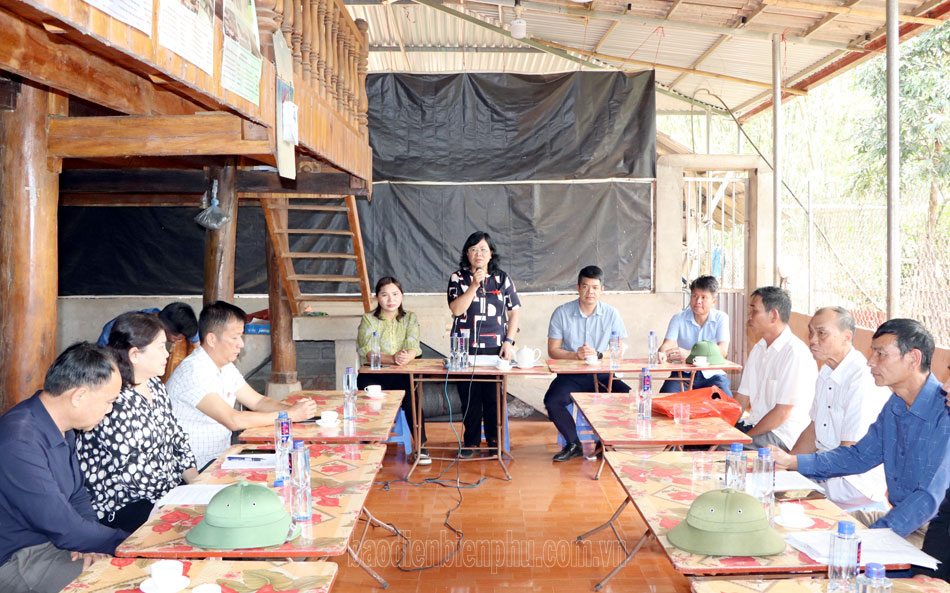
left=43, top=342, right=118, bottom=396
left=158, top=302, right=198, bottom=339
left=751, top=286, right=792, bottom=324
left=199, top=301, right=248, bottom=343
left=872, top=318, right=934, bottom=372
left=690, top=276, right=719, bottom=296
left=577, top=266, right=604, bottom=286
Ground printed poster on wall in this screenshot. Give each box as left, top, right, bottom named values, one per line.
left=158, top=0, right=214, bottom=75
left=221, top=0, right=263, bottom=105
left=84, top=0, right=152, bottom=35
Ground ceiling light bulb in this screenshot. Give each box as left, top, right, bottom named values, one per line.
left=510, top=18, right=527, bottom=39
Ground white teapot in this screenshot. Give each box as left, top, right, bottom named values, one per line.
left=513, top=345, right=541, bottom=368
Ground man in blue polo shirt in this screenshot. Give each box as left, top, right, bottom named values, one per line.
left=97, top=302, right=198, bottom=347
left=658, top=275, right=732, bottom=395
left=771, top=319, right=950, bottom=547
left=0, top=343, right=129, bottom=593
left=545, top=266, right=630, bottom=462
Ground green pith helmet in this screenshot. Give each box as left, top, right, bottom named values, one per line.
left=186, top=481, right=301, bottom=550
left=667, top=488, right=785, bottom=556
left=686, top=340, right=726, bottom=365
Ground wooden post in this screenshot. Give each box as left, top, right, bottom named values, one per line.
left=256, top=0, right=282, bottom=62
left=203, top=161, right=238, bottom=305
left=315, top=0, right=327, bottom=98
left=265, top=197, right=301, bottom=398
left=356, top=19, right=369, bottom=137
left=0, top=81, right=60, bottom=409
left=300, top=0, right=311, bottom=82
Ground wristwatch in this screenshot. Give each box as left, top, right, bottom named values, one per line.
left=597, top=352, right=604, bottom=359
left=504, top=337, right=515, bottom=346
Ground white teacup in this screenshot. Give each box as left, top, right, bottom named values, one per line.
left=692, top=355, right=708, bottom=366
left=496, top=359, right=511, bottom=371
left=584, top=354, right=599, bottom=365
left=150, top=560, right=184, bottom=580
left=321, top=410, right=339, bottom=423
left=364, top=385, right=383, bottom=398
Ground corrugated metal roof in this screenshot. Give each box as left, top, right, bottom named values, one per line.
left=346, top=0, right=950, bottom=117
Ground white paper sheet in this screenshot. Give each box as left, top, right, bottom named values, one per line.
left=470, top=355, right=501, bottom=367
left=155, top=484, right=230, bottom=507
left=786, top=528, right=939, bottom=570
left=221, top=454, right=276, bottom=470
left=774, top=470, right=824, bottom=492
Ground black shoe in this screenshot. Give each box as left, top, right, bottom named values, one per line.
left=553, top=441, right=583, bottom=462
left=459, top=448, right=476, bottom=459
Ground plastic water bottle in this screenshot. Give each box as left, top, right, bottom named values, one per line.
left=828, top=521, right=861, bottom=593
left=856, top=563, right=891, bottom=593
left=369, top=331, right=382, bottom=370
left=459, top=329, right=470, bottom=369
left=342, top=366, right=357, bottom=421
left=648, top=330, right=658, bottom=366
left=609, top=331, right=621, bottom=370
left=751, top=448, right=775, bottom=522
left=637, top=368, right=652, bottom=420
left=274, top=411, right=292, bottom=483
left=725, top=443, right=747, bottom=490
left=291, top=440, right=312, bottom=521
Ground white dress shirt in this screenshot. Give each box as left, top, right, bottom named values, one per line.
left=738, top=325, right=818, bottom=449
left=810, top=347, right=890, bottom=508
left=167, top=346, right=247, bottom=468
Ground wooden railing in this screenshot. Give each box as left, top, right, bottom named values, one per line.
left=1, top=0, right=372, bottom=179
left=257, top=0, right=369, bottom=137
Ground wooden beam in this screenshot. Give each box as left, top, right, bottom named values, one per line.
left=48, top=114, right=273, bottom=158
left=265, top=197, right=300, bottom=388
left=0, top=81, right=59, bottom=411
left=664, top=0, right=684, bottom=20
left=203, top=162, right=238, bottom=305
left=537, top=40, right=809, bottom=95
left=60, top=193, right=206, bottom=206
left=0, top=7, right=199, bottom=116
left=800, top=0, right=865, bottom=38
left=60, top=168, right=368, bottom=196
left=761, top=0, right=944, bottom=25
left=668, top=36, right=729, bottom=90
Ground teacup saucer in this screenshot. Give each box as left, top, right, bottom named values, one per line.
left=364, top=392, right=385, bottom=399
left=584, top=360, right=600, bottom=366
left=140, top=576, right=190, bottom=593
left=691, top=362, right=710, bottom=368
left=317, top=418, right=341, bottom=427
left=514, top=362, right=536, bottom=369
left=774, top=514, right=813, bottom=529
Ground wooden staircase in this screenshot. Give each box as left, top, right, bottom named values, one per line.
left=261, top=195, right=372, bottom=315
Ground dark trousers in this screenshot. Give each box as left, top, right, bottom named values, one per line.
left=660, top=370, right=733, bottom=396
left=917, top=490, right=950, bottom=580
left=99, top=498, right=154, bottom=533
left=544, top=373, right=630, bottom=444
left=358, top=372, right=426, bottom=444
left=456, top=346, right=501, bottom=448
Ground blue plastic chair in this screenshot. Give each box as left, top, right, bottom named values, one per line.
left=556, top=403, right=599, bottom=447
left=481, top=408, right=512, bottom=453
left=384, top=408, right=413, bottom=455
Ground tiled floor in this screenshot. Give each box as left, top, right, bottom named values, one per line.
left=327, top=421, right=692, bottom=593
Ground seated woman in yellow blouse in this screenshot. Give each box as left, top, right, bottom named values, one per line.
left=356, top=276, right=428, bottom=465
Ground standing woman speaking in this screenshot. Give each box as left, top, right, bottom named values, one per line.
left=447, top=231, right=521, bottom=458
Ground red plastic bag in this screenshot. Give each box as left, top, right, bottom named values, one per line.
left=652, top=386, right=742, bottom=426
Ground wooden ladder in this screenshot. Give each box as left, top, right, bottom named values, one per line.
left=261, top=195, right=372, bottom=315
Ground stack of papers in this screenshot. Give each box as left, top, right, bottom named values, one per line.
left=786, top=528, right=939, bottom=570
left=774, top=471, right=824, bottom=492
left=154, top=484, right=230, bottom=507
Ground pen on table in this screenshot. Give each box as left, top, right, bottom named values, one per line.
left=227, top=455, right=264, bottom=461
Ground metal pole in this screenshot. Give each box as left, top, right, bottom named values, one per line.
left=772, top=34, right=782, bottom=286
left=706, top=108, right=712, bottom=154
left=737, top=122, right=742, bottom=154
left=886, top=0, right=900, bottom=318
left=808, top=181, right=815, bottom=313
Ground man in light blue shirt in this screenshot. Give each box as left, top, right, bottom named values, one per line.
left=771, top=319, right=950, bottom=547
left=659, top=275, right=732, bottom=395
left=545, top=266, right=630, bottom=462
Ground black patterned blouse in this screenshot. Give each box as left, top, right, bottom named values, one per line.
left=447, top=268, right=522, bottom=350
left=76, top=377, right=196, bottom=519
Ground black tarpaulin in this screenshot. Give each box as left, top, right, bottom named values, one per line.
left=368, top=71, right=656, bottom=182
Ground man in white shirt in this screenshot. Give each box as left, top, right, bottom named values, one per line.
left=789, top=306, right=889, bottom=509
left=168, top=301, right=317, bottom=468
left=735, top=286, right=817, bottom=451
